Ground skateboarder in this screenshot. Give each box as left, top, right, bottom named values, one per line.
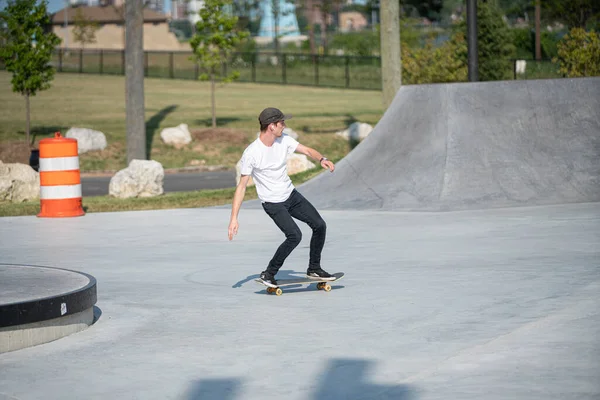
left=228, top=107, right=337, bottom=288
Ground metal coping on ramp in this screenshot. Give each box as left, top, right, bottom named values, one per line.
left=0, top=264, right=98, bottom=353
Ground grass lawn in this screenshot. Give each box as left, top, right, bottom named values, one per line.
left=0, top=70, right=382, bottom=216
left=0, top=70, right=383, bottom=172
left=515, top=60, right=563, bottom=80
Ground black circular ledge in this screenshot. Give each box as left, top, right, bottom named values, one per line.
left=0, top=264, right=97, bottom=329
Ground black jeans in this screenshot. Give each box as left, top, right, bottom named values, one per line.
left=262, top=189, right=326, bottom=276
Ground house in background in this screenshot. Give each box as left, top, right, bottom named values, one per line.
left=51, top=4, right=188, bottom=51
left=338, top=11, right=368, bottom=32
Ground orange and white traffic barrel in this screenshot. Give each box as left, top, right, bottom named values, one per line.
left=37, top=132, right=85, bottom=218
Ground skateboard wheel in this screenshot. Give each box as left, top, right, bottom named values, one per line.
left=275, top=288, right=283, bottom=296
left=324, top=284, right=331, bottom=292
left=266, top=287, right=274, bottom=294
left=317, top=282, right=325, bottom=290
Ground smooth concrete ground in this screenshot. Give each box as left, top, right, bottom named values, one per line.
left=0, top=202, right=598, bottom=399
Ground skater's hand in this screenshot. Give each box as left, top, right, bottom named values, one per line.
left=228, top=219, right=239, bottom=241
left=321, top=158, right=335, bottom=172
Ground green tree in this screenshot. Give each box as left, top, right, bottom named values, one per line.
left=328, top=19, right=421, bottom=57
left=230, top=0, right=261, bottom=35
left=543, top=0, right=600, bottom=29
left=552, top=28, right=600, bottom=77
left=458, top=0, right=516, bottom=81
left=0, top=0, right=61, bottom=148
left=270, top=0, right=297, bottom=53
left=330, top=30, right=380, bottom=56
left=72, top=7, right=99, bottom=50
left=402, top=0, right=443, bottom=22
left=314, top=0, right=343, bottom=54
left=497, top=0, right=533, bottom=22
left=190, top=0, right=249, bottom=128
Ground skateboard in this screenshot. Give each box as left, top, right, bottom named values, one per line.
left=255, top=272, right=344, bottom=296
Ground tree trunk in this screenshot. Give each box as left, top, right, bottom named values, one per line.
left=125, top=0, right=147, bottom=162
left=380, top=0, right=401, bottom=110
left=273, top=0, right=279, bottom=53
left=25, top=93, right=31, bottom=148
left=308, top=24, right=316, bottom=54
left=211, top=71, right=216, bottom=128
left=319, top=17, right=326, bottom=53
left=307, top=0, right=316, bottom=54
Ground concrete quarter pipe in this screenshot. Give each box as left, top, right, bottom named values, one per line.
left=299, top=78, right=600, bottom=211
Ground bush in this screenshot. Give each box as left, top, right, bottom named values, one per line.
left=169, top=20, right=193, bottom=40
left=552, top=28, right=600, bottom=77
left=329, top=31, right=380, bottom=57
left=402, top=32, right=468, bottom=84
left=541, top=31, right=562, bottom=59
left=328, top=18, right=423, bottom=57
left=511, top=28, right=532, bottom=58
left=511, top=27, right=562, bottom=59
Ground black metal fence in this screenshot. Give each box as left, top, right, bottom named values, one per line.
left=0, top=49, right=563, bottom=88
left=47, top=48, right=383, bottom=90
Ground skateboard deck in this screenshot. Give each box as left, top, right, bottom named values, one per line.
left=255, top=272, right=344, bottom=296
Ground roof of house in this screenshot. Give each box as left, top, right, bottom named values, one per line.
left=51, top=6, right=168, bottom=25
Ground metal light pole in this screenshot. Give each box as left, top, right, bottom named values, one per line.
left=467, top=0, right=478, bottom=82
left=535, top=0, right=541, bottom=60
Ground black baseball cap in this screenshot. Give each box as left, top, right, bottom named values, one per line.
left=258, top=107, right=292, bottom=125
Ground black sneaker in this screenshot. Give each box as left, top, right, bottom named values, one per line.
left=259, top=271, right=278, bottom=288
left=306, top=268, right=335, bottom=281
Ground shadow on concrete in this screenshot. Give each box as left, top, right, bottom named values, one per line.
left=146, top=105, right=178, bottom=157
left=92, top=306, right=102, bottom=325
left=313, top=358, right=416, bottom=399
left=185, top=358, right=416, bottom=399
left=186, top=378, right=242, bottom=400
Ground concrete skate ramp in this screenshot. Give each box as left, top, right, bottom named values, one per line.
left=299, top=77, right=600, bottom=211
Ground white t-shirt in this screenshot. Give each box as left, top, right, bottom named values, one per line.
left=239, top=134, right=299, bottom=203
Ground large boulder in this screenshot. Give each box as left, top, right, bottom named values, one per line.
left=283, top=128, right=299, bottom=140
left=161, top=124, right=192, bottom=148
left=336, top=122, right=373, bottom=141
left=235, top=154, right=316, bottom=186
left=287, top=153, right=316, bottom=175
left=65, top=127, right=108, bottom=154
left=109, top=160, right=164, bottom=199
left=0, top=161, right=40, bottom=203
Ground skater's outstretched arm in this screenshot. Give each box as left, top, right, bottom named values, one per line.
left=228, top=174, right=252, bottom=241
left=295, top=144, right=335, bottom=172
